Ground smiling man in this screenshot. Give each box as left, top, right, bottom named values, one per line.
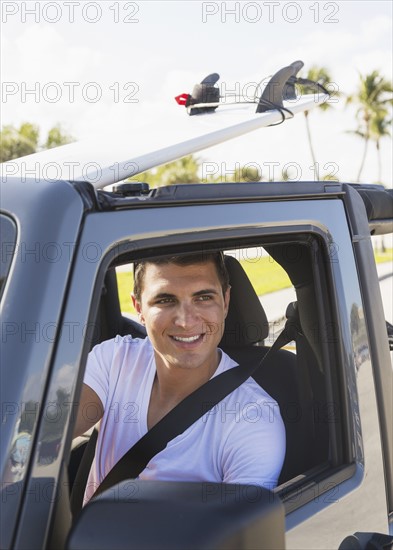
left=74, top=252, right=285, bottom=505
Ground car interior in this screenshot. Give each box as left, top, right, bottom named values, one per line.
left=67, top=236, right=338, bottom=523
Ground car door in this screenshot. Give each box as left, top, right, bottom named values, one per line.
left=10, top=185, right=391, bottom=549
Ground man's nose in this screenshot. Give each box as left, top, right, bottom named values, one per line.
left=173, top=301, right=198, bottom=327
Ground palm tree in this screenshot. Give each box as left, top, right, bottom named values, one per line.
left=347, top=71, right=393, bottom=182
left=369, top=109, right=392, bottom=183
left=232, top=164, right=261, bottom=183
left=299, top=66, right=334, bottom=180
left=0, top=123, right=74, bottom=162
left=0, top=122, right=39, bottom=162
left=44, top=124, right=74, bottom=150
left=156, top=155, right=200, bottom=185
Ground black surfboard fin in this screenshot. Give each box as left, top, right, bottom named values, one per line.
left=256, top=60, right=304, bottom=113
left=187, top=73, right=220, bottom=115
left=200, top=73, right=220, bottom=86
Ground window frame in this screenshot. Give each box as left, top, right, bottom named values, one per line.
left=0, top=214, right=17, bottom=303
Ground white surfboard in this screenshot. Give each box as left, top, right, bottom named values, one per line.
left=0, top=93, right=328, bottom=189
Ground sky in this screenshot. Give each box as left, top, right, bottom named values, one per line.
left=1, top=0, right=392, bottom=186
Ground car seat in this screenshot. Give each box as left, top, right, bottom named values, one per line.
left=220, top=255, right=327, bottom=484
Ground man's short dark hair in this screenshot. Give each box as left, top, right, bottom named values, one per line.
left=133, top=251, right=229, bottom=302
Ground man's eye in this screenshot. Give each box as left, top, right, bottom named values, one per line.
left=196, top=295, right=213, bottom=302
left=156, top=298, right=174, bottom=305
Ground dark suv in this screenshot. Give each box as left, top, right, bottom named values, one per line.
left=1, top=176, right=392, bottom=549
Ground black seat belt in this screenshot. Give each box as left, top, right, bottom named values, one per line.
left=71, top=329, right=293, bottom=515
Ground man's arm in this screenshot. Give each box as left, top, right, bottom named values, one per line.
left=73, top=383, right=104, bottom=438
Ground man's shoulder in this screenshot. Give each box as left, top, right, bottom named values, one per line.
left=88, top=335, right=153, bottom=375
left=220, top=352, right=277, bottom=407
left=86, top=335, right=154, bottom=391
left=219, top=350, right=278, bottom=406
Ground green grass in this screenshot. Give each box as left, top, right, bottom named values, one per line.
left=117, top=249, right=392, bottom=315
left=237, top=256, right=292, bottom=295
left=374, top=248, right=393, bottom=264
left=117, top=270, right=134, bottom=313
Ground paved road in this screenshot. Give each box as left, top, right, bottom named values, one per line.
left=261, top=261, right=393, bottom=325
left=377, top=262, right=393, bottom=324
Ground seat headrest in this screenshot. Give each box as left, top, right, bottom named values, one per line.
left=220, top=255, right=269, bottom=348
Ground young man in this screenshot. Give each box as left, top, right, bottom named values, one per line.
left=74, top=252, right=285, bottom=505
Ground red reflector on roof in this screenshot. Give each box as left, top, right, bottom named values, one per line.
left=175, top=93, right=190, bottom=106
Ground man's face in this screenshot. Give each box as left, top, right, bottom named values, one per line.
left=132, top=261, right=230, bottom=374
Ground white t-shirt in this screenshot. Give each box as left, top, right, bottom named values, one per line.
left=83, top=335, right=286, bottom=505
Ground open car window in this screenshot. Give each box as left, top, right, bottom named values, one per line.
left=75, top=236, right=348, bottom=503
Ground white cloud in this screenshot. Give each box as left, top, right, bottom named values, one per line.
left=353, top=50, right=393, bottom=79
left=4, top=23, right=107, bottom=82
left=359, top=15, right=392, bottom=45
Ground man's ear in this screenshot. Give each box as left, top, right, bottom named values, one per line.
left=224, top=286, right=231, bottom=318
left=131, top=294, right=144, bottom=323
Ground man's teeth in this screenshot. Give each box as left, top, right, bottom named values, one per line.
left=173, top=335, right=200, bottom=343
